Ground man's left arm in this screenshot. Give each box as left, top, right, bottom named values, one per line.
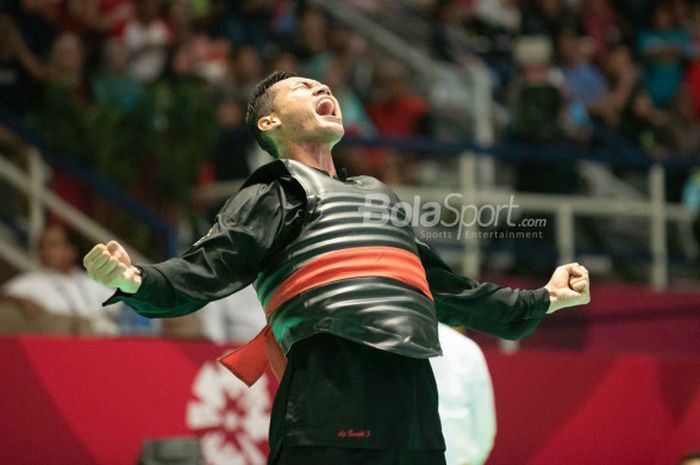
left=417, top=239, right=590, bottom=340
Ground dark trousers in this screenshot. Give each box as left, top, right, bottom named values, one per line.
left=272, top=446, right=446, bottom=465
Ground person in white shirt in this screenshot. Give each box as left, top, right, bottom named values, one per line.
left=431, top=323, right=497, bottom=465
left=1, top=224, right=119, bottom=335
left=197, top=285, right=267, bottom=344
left=122, top=0, right=169, bottom=83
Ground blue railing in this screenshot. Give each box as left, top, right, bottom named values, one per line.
left=0, top=109, right=178, bottom=258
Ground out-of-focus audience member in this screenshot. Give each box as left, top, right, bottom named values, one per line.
left=431, top=323, right=496, bottom=465
left=577, top=0, right=618, bottom=64
left=508, top=35, right=565, bottom=143
left=367, top=60, right=430, bottom=136
left=122, top=0, right=170, bottom=83
left=211, top=95, right=254, bottom=182
left=47, top=31, right=86, bottom=99
left=667, top=86, right=700, bottom=155
left=92, top=37, right=143, bottom=110
left=520, top=0, right=581, bottom=39
left=617, top=86, right=672, bottom=158
left=197, top=285, right=266, bottom=344
left=1, top=224, right=119, bottom=335
left=637, top=3, right=692, bottom=108
left=558, top=31, right=607, bottom=113
left=598, top=44, right=639, bottom=128
left=0, top=14, right=47, bottom=115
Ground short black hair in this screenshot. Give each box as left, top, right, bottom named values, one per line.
left=246, top=71, right=297, bottom=158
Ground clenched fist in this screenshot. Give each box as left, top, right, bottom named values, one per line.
left=83, top=240, right=142, bottom=294
left=545, top=262, right=591, bottom=314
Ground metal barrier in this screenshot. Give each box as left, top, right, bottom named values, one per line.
left=0, top=148, right=151, bottom=267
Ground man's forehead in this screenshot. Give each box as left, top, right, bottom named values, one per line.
left=272, top=76, right=322, bottom=91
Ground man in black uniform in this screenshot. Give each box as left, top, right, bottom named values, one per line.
left=84, top=71, right=590, bottom=465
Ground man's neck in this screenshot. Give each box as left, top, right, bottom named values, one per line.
left=283, top=141, right=337, bottom=178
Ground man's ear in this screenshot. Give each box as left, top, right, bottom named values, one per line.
left=258, top=114, right=281, bottom=133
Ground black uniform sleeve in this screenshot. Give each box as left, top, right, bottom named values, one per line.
left=416, top=238, right=550, bottom=340
left=103, top=175, right=306, bottom=318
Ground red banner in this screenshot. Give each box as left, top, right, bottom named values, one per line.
left=2, top=336, right=699, bottom=465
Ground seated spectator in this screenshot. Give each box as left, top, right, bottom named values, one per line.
left=637, top=3, right=692, bottom=108
left=667, top=86, right=700, bottom=156
left=598, top=44, right=638, bottom=128
left=8, top=0, right=58, bottom=61
left=1, top=224, right=119, bottom=335
left=617, top=86, right=672, bottom=158
left=211, top=95, right=254, bottom=182
left=0, top=14, right=46, bottom=116
left=122, top=0, right=170, bottom=83
left=578, top=0, right=619, bottom=65
left=92, top=38, right=143, bottom=110
left=558, top=31, right=608, bottom=109
left=47, top=31, right=86, bottom=100
left=508, top=35, right=565, bottom=143
left=366, top=60, right=430, bottom=136
left=520, top=0, right=581, bottom=39
left=474, top=0, right=521, bottom=34
left=686, top=4, right=700, bottom=119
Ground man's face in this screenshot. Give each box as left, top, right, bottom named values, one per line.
left=38, top=226, right=77, bottom=273
left=264, top=77, right=344, bottom=150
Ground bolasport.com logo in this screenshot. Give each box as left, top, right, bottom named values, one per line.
left=186, top=360, right=271, bottom=465
left=360, top=193, right=547, bottom=241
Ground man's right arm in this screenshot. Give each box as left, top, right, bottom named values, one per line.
left=85, top=178, right=305, bottom=318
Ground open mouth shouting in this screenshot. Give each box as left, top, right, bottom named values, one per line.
left=315, top=96, right=341, bottom=121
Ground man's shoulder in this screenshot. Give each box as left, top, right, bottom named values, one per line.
left=240, top=159, right=290, bottom=190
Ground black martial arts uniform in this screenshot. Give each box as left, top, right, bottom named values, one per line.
left=105, top=160, right=550, bottom=465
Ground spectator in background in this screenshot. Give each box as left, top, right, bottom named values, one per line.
left=226, top=45, right=264, bottom=99
left=1, top=224, right=119, bottom=335
left=637, top=3, right=692, bottom=108
left=520, top=0, right=581, bottom=39
left=508, top=35, right=565, bottom=143
left=685, top=3, right=700, bottom=119
left=366, top=60, right=430, bottom=183
left=7, top=0, right=58, bottom=61
left=0, top=14, right=46, bottom=115
left=293, top=6, right=328, bottom=61
left=430, top=323, right=496, bottom=465
left=557, top=31, right=608, bottom=121
left=122, top=0, right=169, bottom=83
left=618, top=86, right=672, bottom=158
left=215, top=0, right=273, bottom=49
left=56, top=0, right=101, bottom=37
left=97, top=0, right=133, bottom=37
left=474, top=0, right=521, bottom=34
left=212, top=95, right=254, bottom=182
left=197, top=285, right=267, bottom=344
left=578, top=0, right=619, bottom=64
left=92, top=38, right=143, bottom=110
left=598, top=44, right=639, bottom=128
left=323, top=57, right=375, bottom=137
left=48, top=31, right=86, bottom=99
left=367, top=60, right=430, bottom=136
left=667, top=86, right=700, bottom=156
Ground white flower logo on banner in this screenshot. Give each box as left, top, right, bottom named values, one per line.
left=187, top=360, right=271, bottom=465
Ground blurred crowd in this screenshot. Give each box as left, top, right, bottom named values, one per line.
left=2, top=0, right=700, bottom=265
left=427, top=0, right=700, bottom=159
left=2, top=0, right=700, bottom=202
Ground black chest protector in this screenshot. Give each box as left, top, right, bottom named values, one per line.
left=247, top=159, right=441, bottom=359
